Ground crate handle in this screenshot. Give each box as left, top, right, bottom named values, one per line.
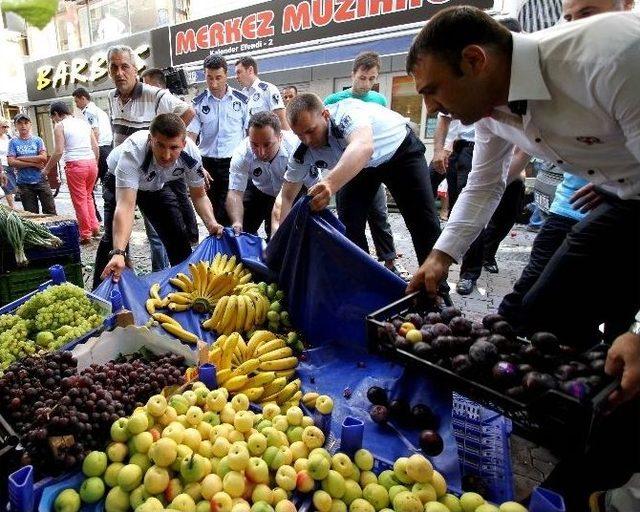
left=8, top=465, right=34, bottom=512
left=48, top=264, right=66, bottom=285
left=340, top=416, right=364, bottom=457
left=529, top=487, right=566, bottom=512
left=198, top=363, right=218, bottom=389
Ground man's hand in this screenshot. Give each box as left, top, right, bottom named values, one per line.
left=308, top=180, right=332, bottom=212
left=202, top=169, right=213, bottom=191
left=0, top=171, right=6, bottom=187
left=406, top=249, right=454, bottom=296
left=431, top=149, right=450, bottom=174
left=570, top=182, right=603, bottom=213
left=207, top=222, right=224, bottom=237
left=231, top=222, right=242, bottom=236
left=605, top=331, right=640, bottom=409
left=101, top=255, right=126, bottom=282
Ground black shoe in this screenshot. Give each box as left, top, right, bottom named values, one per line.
left=456, top=279, right=475, bottom=295
left=483, top=260, right=499, bottom=274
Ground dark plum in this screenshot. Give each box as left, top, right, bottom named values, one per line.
left=405, top=313, right=423, bottom=329
left=367, top=386, right=388, bottom=406
left=487, top=334, right=512, bottom=352
left=431, top=323, right=452, bottom=337
left=388, top=399, right=411, bottom=421
left=451, top=354, right=473, bottom=376
left=530, top=332, right=559, bottom=354
left=520, top=345, right=543, bottom=365
left=590, top=359, right=606, bottom=373
left=582, top=351, right=605, bottom=362
left=377, top=323, right=397, bottom=346
left=413, top=342, right=434, bottom=360
left=470, top=326, right=491, bottom=339
left=395, top=336, right=412, bottom=352
left=570, top=361, right=590, bottom=376
left=558, top=345, right=578, bottom=357
left=370, top=405, right=389, bottom=424
left=522, top=371, right=557, bottom=393
left=492, top=361, right=520, bottom=387
left=440, top=306, right=462, bottom=324
left=419, top=430, right=444, bottom=456
left=587, top=375, right=603, bottom=388
left=419, top=327, right=434, bottom=343
left=469, top=340, right=499, bottom=367
left=554, top=364, right=576, bottom=381
left=392, top=319, right=403, bottom=330
left=491, top=320, right=515, bottom=339
left=505, top=386, right=526, bottom=399
left=482, top=313, right=505, bottom=330
left=412, top=404, right=440, bottom=430
left=453, top=336, right=474, bottom=353
left=561, top=380, right=591, bottom=400
left=425, top=312, right=442, bottom=325
left=432, top=336, right=457, bottom=355
left=449, top=317, right=472, bottom=336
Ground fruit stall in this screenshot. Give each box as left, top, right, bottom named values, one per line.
left=0, top=198, right=603, bottom=512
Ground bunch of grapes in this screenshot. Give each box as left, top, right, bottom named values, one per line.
left=16, top=283, right=88, bottom=320
left=0, top=351, right=187, bottom=473
left=0, top=314, right=34, bottom=370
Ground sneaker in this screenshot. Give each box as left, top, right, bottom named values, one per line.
left=483, top=259, right=499, bottom=274
left=389, top=263, right=411, bottom=281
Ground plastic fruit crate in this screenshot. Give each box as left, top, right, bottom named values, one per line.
left=0, top=218, right=81, bottom=273
left=366, top=291, right=616, bottom=453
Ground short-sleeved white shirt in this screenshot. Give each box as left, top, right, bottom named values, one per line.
left=244, top=78, right=286, bottom=121
left=109, top=130, right=204, bottom=192
left=82, top=101, right=113, bottom=146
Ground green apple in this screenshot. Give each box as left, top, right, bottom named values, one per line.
left=130, top=485, right=150, bottom=509
left=195, top=387, right=209, bottom=406
left=150, top=437, right=178, bottom=467
left=308, top=448, right=331, bottom=465
left=330, top=499, right=348, bottom=512
left=211, top=491, right=233, bottom=512
left=212, top=436, right=231, bottom=458
left=251, top=502, right=275, bottom=512
left=405, top=454, right=433, bottom=483
left=228, top=442, right=250, bottom=471
left=182, top=428, right=203, bottom=452
left=377, top=470, right=400, bottom=490
left=274, top=499, right=297, bottom=512
left=183, top=390, right=197, bottom=406
left=301, top=416, right=314, bottom=428
left=295, top=469, right=315, bottom=493
left=245, top=457, right=270, bottom=484
left=104, top=462, right=125, bottom=488
left=342, top=479, right=363, bottom=506
left=184, top=406, right=203, bottom=426
left=197, top=501, right=212, bottom=512
left=221, top=404, right=236, bottom=424
left=313, top=490, right=333, bottom=512
left=170, top=395, right=190, bottom=415
left=275, top=465, right=297, bottom=492
left=262, top=403, right=281, bottom=421
left=140, top=497, right=164, bottom=512
left=201, top=473, right=223, bottom=500
left=294, top=458, right=308, bottom=472
left=308, top=452, right=331, bottom=480
left=128, top=412, right=149, bottom=435
left=271, top=487, right=288, bottom=505
left=165, top=478, right=184, bottom=503
left=180, top=453, right=207, bottom=483
left=359, top=471, right=377, bottom=488
left=302, top=426, right=325, bottom=449
left=252, top=484, right=273, bottom=504
left=286, top=426, right=304, bottom=444
left=349, top=498, right=375, bottom=512
left=392, top=491, right=422, bottom=512
left=234, top=410, right=254, bottom=433
left=130, top=453, right=151, bottom=473
left=143, top=465, right=170, bottom=495
left=354, top=449, right=374, bottom=472
left=184, top=482, right=202, bottom=502
left=432, top=471, right=447, bottom=498
left=438, top=494, right=462, bottom=512
left=83, top=450, right=108, bottom=477
left=331, top=453, right=354, bottom=478
left=146, top=394, right=168, bottom=417
left=315, top=395, right=334, bottom=414
left=322, top=470, right=346, bottom=499
left=133, top=432, right=154, bottom=454
left=272, top=415, right=289, bottom=432
left=425, top=504, right=450, bottom=512
left=217, top=456, right=232, bottom=478
left=206, top=390, right=227, bottom=412
left=223, top=470, right=245, bottom=498
left=263, top=445, right=288, bottom=470
left=169, top=493, right=197, bottom=512
left=55, top=488, right=81, bottom=512
left=118, top=463, right=143, bottom=492
left=476, top=505, right=500, bottom=512
left=256, top=419, right=272, bottom=433
left=172, top=444, right=194, bottom=472
left=362, top=484, right=388, bottom=511
left=498, top=503, right=528, bottom=512
left=388, top=485, right=409, bottom=503
left=460, top=492, right=485, bottom=512
left=289, top=440, right=308, bottom=460
left=203, top=411, right=221, bottom=427
left=392, top=458, right=413, bottom=485
left=163, top=422, right=186, bottom=444
left=160, top=406, right=178, bottom=426
left=197, top=440, right=214, bottom=458
left=231, top=393, right=250, bottom=411
left=80, top=476, right=106, bottom=503
left=247, top=432, right=268, bottom=456
left=107, top=442, right=128, bottom=463
left=411, top=483, right=437, bottom=504
left=111, top=418, right=130, bottom=442
left=285, top=406, right=304, bottom=426
left=105, top=486, right=130, bottom=512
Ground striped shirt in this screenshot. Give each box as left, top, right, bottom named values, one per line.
left=108, top=83, right=190, bottom=147
left=517, top=0, right=562, bottom=32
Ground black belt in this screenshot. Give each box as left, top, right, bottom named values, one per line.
left=453, top=139, right=474, bottom=152
left=204, top=156, right=231, bottom=163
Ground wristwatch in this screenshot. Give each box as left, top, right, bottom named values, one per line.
left=630, top=321, right=640, bottom=336
left=108, top=248, right=127, bottom=258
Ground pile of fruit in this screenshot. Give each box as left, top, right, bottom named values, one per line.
left=377, top=308, right=609, bottom=401
left=51, top=384, right=529, bottom=512
left=0, top=350, right=187, bottom=472
left=0, top=283, right=106, bottom=371
left=189, top=331, right=302, bottom=406
left=146, top=254, right=294, bottom=344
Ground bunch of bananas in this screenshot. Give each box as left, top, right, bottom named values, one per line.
left=208, top=330, right=301, bottom=406
left=202, top=283, right=270, bottom=335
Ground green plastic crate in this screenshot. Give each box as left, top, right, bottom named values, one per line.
left=0, top=262, right=84, bottom=306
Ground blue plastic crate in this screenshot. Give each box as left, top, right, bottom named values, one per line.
left=452, top=392, right=514, bottom=503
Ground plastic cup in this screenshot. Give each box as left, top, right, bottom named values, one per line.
left=340, top=416, right=364, bottom=457
left=198, top=363, right=217, bottom=389
left=9, top=465, right=34, bottom=512
left=49, top=264, right=66, bottom=284
left=110, top=288, right=123, bottom=311
left=529, top=487, right=566, bottom=512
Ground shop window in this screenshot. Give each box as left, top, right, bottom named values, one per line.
left=55, top=2, right=90, bottom=52
left=129, top=0, right=169, bottom=33
left=89, top=0, right=129, bottom=43
left=390, top=75, right=426, bottom=135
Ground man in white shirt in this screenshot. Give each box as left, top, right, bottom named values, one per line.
left=100, top=114, right=222, bottom=282
left=405, top=6, right=639, bottom=503
left=235, top=56, right=290, bottom=131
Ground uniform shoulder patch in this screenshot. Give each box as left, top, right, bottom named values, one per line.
left=293, top=143, right=308, bottom=164
left=179, top=151, right=198, bottom=169
left=192, top=91, right=207, bottom=106
left=258, top=82, right=269, bottom=91
left=232, top=90, right=248, bottom=103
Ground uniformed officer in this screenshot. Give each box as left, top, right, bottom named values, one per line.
left=188, top=54, right=248, bottom=226
left=279, top=93, right=441, bottom=267
left=235, top=56, right=290, bottom=131
left=226, top=111, right=301, bottom=237
left=100, top=113, right=222, bottom=283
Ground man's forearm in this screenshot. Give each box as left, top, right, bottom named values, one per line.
left=112, top=206, right=135, bottom=252
left=278, top=182, right=302, bottom=227
left=275, top=109, right=290, bottom=131
left=18, top=155, right=47, bottom=165
left=226, top=190, right=245, bottom=226
left=433, top=116, right=451, bottom=152
left=43, top=154, right=62, bottom=173
left=192, top=193, right=218, bottom=232
left=325, top=140, right=372, bottom=194
left=180, top=107, right=196, bottom=128
left=271, top=193, right=283, bottom=232
left=506, top=147, right=530, bottom=184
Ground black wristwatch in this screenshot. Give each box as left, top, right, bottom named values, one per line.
left=108, top=248, right=127, bottom=258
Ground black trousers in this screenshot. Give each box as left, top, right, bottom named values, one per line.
left=460, top=180, right=525, bottom=280
left=97, top=145, right=112, bottom=182
left=335, top=131, right=440, bottom=265
left=243, top=180, right=276, bottom=238
left=93, top=174, right=193, bottom=290
left=202, top=156, right=231, bottom=226
left=167, top=179, right=199, bottom=244
left=19, top=181, right=56, bottom=214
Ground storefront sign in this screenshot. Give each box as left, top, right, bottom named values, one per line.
left=170, top=0, right=492, bottom=66
left=25, top=28, right=171, bottom=102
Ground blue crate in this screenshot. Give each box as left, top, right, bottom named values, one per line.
left=452, top=392, right=514, bottom=503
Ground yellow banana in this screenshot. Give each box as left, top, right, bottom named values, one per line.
left=275, top=369, right=297, bottom=379
left=161, top=323, right=198, bottom=344
left=146, top=298, right=158, bottom=315
left=169, top=277, right=189, bottom=292
left=220, top=332, right=239, bottom=369
left=239, top=273, right=253, bottom=284
left=259, top=357, right=299, bottom=372
left=176, top=273, right=194, bottom=292
left=241, top=371, right=276, bottom=389
left=235, top=294, right=247, bottom=332
left=149, top=283, right=161, bottom=300
left=216, top=368, right=232, bottom=384
left=262, top=377, right=288, bottom=396
left=232, top=358, right=261, bottom=376
left=256, top=338, right=286, bottom=357
left=243, top=386, right=265, bottom=402
left=202, top=316, right=216, bottom=331
left=302, top=392, right=319, bottom=409
left=224, top=374, right=248, bottom=392
left=287, top=390, right=303, bottom=405
left=217, top=254, right=229, bottom=274
left=209, top=346, right=222, bottom=366
left=212, top=296, right=229, bottom=325
left=152, top=312, right=180, bottom=327
left=246, top=330, right=276, bottom=357
left=235, top=333, right=248, bottom=360
left=167, top=293, right=193, bottom=306
left=224, top=255, right=237, bottom=273
left=243, top=296, right=256, bottom=332
left=275, top=379, right=301, bottom=404
left=221, top=295, right=238, bottom=334
left=211, top=253, right=222, bottom=274
left=168, top=302, right=190, bottom=312
left=259, top=347, right=293, bottom=362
